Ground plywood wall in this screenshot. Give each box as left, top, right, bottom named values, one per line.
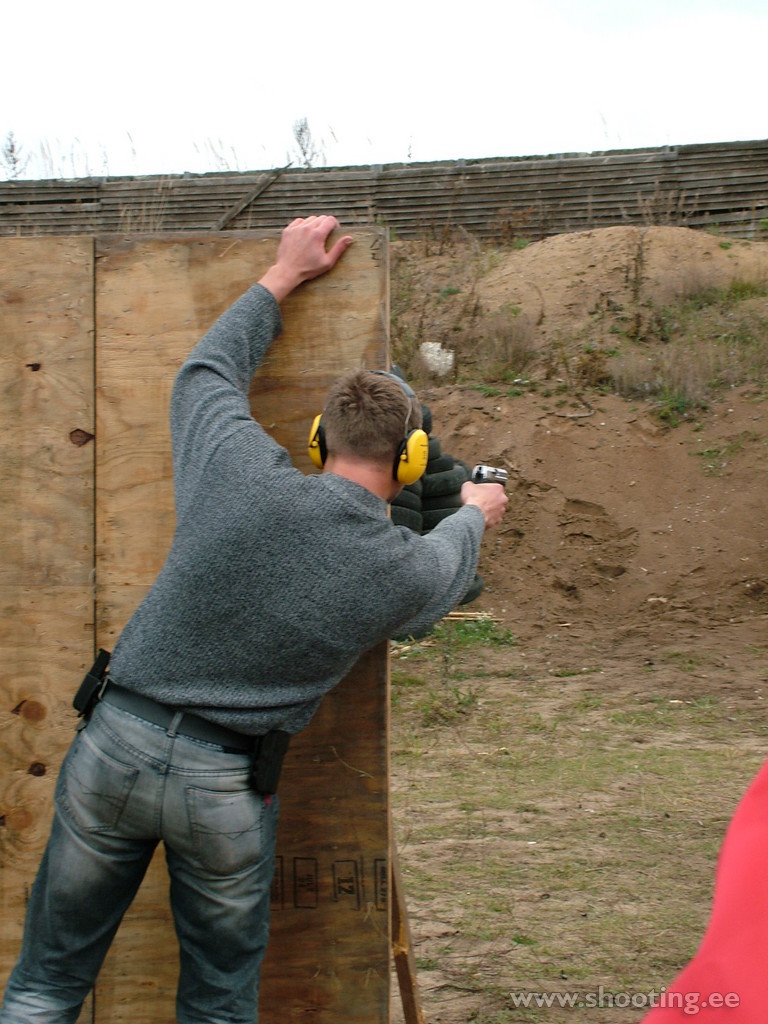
left=0, top=236, right=95, bottom=991
left=0, top=230, right=391, bottom=1024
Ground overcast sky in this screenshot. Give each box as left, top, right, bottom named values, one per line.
left=3, top=0, right=766, bottom=180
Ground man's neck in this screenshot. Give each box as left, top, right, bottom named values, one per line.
left=322, top=455, right=401, bottom=504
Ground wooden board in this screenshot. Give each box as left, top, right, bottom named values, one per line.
left=93, top=230, right=391, bottom=1023
left=0, top=237, right=95, bottom=985
left=260, top=644, right=390, bottom=1023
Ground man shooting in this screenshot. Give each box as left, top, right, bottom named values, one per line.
left=0, top=215, right=508, bottom=1024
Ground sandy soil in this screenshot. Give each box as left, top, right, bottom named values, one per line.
left=429, top=382, right=767, bottom=655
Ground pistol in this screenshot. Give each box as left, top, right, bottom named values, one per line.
left=470, top=464, right=508, bottom=487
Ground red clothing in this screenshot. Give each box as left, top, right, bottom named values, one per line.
left=643, top=756, right=768, bottom=1021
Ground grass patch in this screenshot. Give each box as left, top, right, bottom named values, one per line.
left=393, top=620, right=518, bottom=726
left=391, top=631, right=767, bottom=1021
left=610, top=279, right=768, bottom=419
left=433, top=618, right=518, bottom=650
left=692, top=431, right=763, bottom=475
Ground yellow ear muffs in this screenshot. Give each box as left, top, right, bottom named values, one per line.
left=394, top=428, right=429, bottom=486
left=308, top=371, right=428, bottom=483
left=308, top=413, right=326, bottom=469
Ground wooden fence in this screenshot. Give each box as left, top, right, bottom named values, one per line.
left=1, top=139, right=767, bottom=241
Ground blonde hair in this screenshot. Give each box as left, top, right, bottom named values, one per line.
left=322, top=370, right=422, bottom=465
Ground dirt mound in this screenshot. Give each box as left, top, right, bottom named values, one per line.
left=425, top=383, right=767, bottom=644
left=475, top=225, right=768, bottom=340
left=410, top=224, right=768, bottom=650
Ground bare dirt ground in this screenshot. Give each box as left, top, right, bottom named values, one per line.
left=388, top=226, right=768, bottom=1023
left=429, top=380, right=767, bottom=651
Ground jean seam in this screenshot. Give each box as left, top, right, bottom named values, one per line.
left=91, top=703, right=175, bottom=769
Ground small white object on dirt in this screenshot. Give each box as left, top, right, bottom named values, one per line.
left=420, top=341, right=454, bottom=375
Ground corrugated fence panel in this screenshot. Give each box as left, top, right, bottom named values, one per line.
left=1, top=139, right=767, bottom=240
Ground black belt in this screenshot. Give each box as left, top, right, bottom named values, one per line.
left=100, top=682, right=254, bottom=753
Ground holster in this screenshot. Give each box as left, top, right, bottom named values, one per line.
left=249, top=730, right=290, bottom=796
left=73, top=649, right=111, bottom=717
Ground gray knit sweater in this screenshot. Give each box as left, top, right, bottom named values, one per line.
left=109, top=284, right=485, bottom=735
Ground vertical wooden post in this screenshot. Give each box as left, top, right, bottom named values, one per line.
left=391, top=844, right=425, bottom=1024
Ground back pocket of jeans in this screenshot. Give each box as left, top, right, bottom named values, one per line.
left=186, top=785, right=267, bottom=876
left=58, top=733, right=139, bottom=833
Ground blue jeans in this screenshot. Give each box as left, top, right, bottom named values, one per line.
left=0, top=697, right=279, bottom=1024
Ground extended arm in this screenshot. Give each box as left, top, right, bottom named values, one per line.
left=170, top=217, right=353, bottom=512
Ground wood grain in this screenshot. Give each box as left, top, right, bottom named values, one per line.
left=94, top=230, right=391, bottom=1023
left=0, top=238, right=95, bottom=989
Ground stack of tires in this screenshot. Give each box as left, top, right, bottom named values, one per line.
left=390, top=400, right=483, bottom=607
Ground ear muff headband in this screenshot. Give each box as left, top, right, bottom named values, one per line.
left=307, top=372, right=428, bottom=485
left=308, top=413, right=326, bottom=470
left=371, top=372, right=429, bottom=486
